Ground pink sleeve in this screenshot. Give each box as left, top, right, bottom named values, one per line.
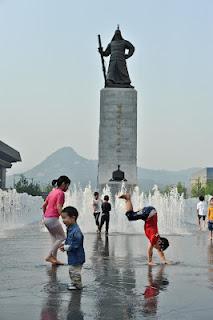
left=57, top=192, right=65, bottom=206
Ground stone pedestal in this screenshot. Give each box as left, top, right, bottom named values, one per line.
left=98, top=88, right=137, bottom=191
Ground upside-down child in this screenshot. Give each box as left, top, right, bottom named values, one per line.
left=119, top=194, right=170, bottom=266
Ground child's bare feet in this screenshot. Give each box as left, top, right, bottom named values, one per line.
left=119, top=193, right=131, bottom=200
left=55, top=260, right=64, bottom=265
left=45, top=255, right=57, bottom=265
left=162, top=260, right=171, bottom=265
left=148, top=261, right=157, bottom=266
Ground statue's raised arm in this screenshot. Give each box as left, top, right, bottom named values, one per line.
left=99, top=26, right=135, bottom=88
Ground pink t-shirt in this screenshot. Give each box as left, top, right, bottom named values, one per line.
left=44, top=188, right=65, bottom=218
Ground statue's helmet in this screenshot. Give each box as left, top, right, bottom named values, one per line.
left=111, top=26, right=124, bottom=41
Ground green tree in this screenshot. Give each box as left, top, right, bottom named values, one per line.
left=15, top=175, right=42, bottom=196
left=176, top=182, right=187, bottom=198
left=163, top=185, right=173, bottom=194
left=191, top=178, right=205, bottom=197
left=163, top=182, right=187, bottom=198
left=205, top=182, right=213, bottom=196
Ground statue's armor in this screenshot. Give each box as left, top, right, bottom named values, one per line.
left=103, top=38, right=134, bottom=87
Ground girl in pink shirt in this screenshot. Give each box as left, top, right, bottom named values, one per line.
left=43, top=175, right=71, bottom=265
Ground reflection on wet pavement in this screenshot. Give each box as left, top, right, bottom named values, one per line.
left=1, top=225, right=213, bottom=319
left=142, top=266, right=169, bottom=316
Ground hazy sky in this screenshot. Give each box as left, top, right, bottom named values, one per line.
left=1, top=0, right=213, bottom=173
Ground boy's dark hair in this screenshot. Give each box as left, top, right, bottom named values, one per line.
left=52, top=176, right=71, bottom=187
left=104, top=195, right=109, bottom=201
left=94, top=192, right=99, bottom=197
left=62, top=206, right=78, bottom=219
left=159, top=237, right=169, bottom=251
left=199, top=195, right=204, bottom=201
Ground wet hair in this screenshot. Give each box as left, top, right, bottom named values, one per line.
left=94, top=192, right=99, bottom=197
left=104, top=195, right=109, bottom=201
left=62, top=206, right=78, bottom=220
left=199, top=195, right=204, bottom=201
left=52, top=176, right=71, bottom=187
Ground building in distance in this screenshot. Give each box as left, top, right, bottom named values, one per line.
left=190, top=168, right=213, bottom=187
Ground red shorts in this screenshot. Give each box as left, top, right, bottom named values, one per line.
left=144, top=214, right=160, bottom=246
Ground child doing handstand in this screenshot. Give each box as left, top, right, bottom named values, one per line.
left=119, top=194, right=170, bottom=266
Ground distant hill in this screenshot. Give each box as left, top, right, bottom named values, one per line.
left=7, top=147, right=200, bottom=191
left=7, top=147, right=98, bottom=188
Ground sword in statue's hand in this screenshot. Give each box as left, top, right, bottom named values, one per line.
left=98, top=34, right=107, bottom=87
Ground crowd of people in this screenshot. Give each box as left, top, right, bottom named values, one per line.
left=42, top=175, right=213, bottom=290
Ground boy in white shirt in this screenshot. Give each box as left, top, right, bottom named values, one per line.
left=93, top=192, right=102, bottom=232
left=197, top=195, right=207, bottom=230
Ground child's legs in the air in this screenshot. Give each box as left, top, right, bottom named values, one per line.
left=120, top=194, right=133, bottom=211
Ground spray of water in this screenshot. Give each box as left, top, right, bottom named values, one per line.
left=0, top=189, right=43, bottom=235
left=64, top=184, right=191, bottom=235
left=0, top=185, right=198, bottom=235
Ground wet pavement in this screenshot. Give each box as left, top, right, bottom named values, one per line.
left=0, top=225, right=213, bottom=320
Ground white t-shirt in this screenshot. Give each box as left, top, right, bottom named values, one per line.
left=197, top=201, right=207, bottom=216
left=93, top=198, right=102, bottom=213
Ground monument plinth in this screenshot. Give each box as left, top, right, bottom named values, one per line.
left=98, top=87, right=137, bottom=191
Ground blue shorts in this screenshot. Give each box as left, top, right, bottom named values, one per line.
left=208, top=222, right=213, bottom=231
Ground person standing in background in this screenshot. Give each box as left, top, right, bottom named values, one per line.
left=197, top=195, right=207, bottom=231
left=208, top=197, right=213, bottom=240
left=42, top=176, right=71, bottom=265
left=99, top=195, right=112, bottom=235
left=93, top=192, right=102, bottom=232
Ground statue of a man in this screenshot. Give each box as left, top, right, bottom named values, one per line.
left=99, top=27, right=135, bottom=88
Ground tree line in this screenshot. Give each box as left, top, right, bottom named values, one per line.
left=14, top=175, right=52, bottom=197
left=13, top=175, right=213, bottom=198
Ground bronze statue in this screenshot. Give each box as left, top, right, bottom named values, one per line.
left=109, top=165, right=127, bottom=182
left=98, top=26, right=135, bottom=88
